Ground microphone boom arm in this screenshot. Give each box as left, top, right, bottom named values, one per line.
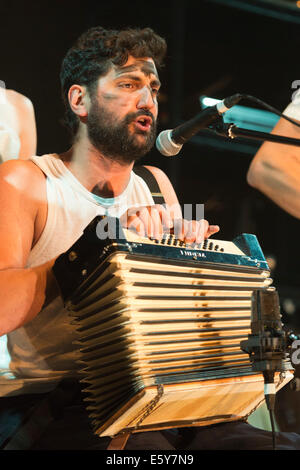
left=213, top=121, right=300, bottom=148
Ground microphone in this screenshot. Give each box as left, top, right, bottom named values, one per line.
left=240, top=289, right=293, bottom=379
left=156, top=93, right=243, bottom=156
left=240, top=289, right=293, bottom=449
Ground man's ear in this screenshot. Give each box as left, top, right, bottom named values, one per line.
left=68, top=85, right=89, bottom=118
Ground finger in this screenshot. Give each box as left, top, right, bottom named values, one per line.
left=120, top=207, right=138, bottom=228
left=126, top=215, right=146, bottom=237
left=120, top=206, right=166, bottom=239
left=154, top=204, right=174, bottom=232
left=180, top=219, right=208, bottom=244
left=179, top=219, right=213, bottom=244
left=120, top=207, right=147, bottom=237
left=205, top=225, right=220, bottom=238
left=194, top=219, right=209, bottom=243
left=137, top=207, right=154, bottom=238
left=173, top=218, right=185, bottom=241
left=149, top=206, right=164, bottom=239
left=184, top=220, right=199, bottom=243
left=173, top=219, right=200, bottom=243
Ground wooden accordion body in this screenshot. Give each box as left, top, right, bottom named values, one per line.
left=53, top=216, right=293, bottom=437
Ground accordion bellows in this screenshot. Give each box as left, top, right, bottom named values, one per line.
left=53, top=217, right=293, bottom=437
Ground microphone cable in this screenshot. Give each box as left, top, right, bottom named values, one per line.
left=263, top=370, right=277, bottom=451
left=231, top=93, right=300, bottom=129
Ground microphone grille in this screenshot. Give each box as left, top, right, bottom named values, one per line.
left=156, top=130, right=182, bottom=157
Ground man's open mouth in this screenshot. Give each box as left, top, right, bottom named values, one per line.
left=134, top=116, right=152, bottom=131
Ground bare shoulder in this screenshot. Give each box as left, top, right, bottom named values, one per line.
left=0, top=159, right=46, bottom=197
left=5, top=90, right=35, bottom=128
left=143, top=165, right=174, bottom=189
left=6, top=89, right=34, bottom=110
left=143, top=165, right=180, bottom=207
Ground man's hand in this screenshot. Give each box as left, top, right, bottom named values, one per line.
left=174, top=218, right=220, bottom=244
left=120, top=205, right=220, bottom=243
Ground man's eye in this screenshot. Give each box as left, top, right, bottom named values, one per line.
left=120, top=83, right=134, bottom=89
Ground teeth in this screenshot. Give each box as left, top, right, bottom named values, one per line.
left=136, top=117, right=151, bottom=128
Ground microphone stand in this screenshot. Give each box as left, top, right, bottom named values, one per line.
left=210, top=116, right=300, bottom=449
left=240, top=290, right=294, bottom=451
left=211, top=118, right=300, bottom=147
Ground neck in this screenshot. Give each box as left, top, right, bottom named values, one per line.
left=59, top=135, right=134, bottom=198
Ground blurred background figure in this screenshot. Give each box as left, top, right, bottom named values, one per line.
left=0, top=86, right=37, bottom=372
left=0, top=86, right=37, bottom=162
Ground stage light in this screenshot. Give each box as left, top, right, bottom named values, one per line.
left=200, top=95, right=279, bottom=133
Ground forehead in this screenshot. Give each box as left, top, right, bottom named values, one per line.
left=114, top=56, right=159, bottom=77
left=101, top=56, right=160, bottom=83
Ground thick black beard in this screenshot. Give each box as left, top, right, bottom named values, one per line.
left=87, top=100, right=157, bottom=164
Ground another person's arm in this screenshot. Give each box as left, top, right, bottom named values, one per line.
left=247, top=114, right=300, bottom=219
left=0, top=90, right=37, bottom=159
left=7, top=90, right=37, bottom=158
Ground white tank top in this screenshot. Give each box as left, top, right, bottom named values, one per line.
left=283, top=88, right=300, bottom=121
left=0, top=154, right=155, bottom=396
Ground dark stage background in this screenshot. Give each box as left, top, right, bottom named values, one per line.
left=2, top=0, right=300, bottom=330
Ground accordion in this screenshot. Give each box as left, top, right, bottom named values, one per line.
left=53, top=216, right=293, bottom=438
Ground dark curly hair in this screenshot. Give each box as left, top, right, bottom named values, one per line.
left=60, top=26, right=167, bottom=138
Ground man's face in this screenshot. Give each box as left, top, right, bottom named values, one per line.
left=86, top=56, right=161, bottom=164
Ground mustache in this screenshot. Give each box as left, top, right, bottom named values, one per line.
left=124, top=110, right=156, bottom=125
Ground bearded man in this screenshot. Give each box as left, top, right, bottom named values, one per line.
left=0, top=26, right=299, bottom=451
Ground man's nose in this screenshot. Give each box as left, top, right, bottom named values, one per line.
left=136, top=86, right=156, bottom=110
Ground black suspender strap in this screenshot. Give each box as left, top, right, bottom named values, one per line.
left=133, top=165, right=166, bottom=205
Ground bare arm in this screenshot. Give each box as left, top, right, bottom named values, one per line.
left=17, top=95, right=37, bottom=159
left=247, top=116, right=300, bottom=218
left=4, top=90, right=37, bottom=159
left=0, top=160, right=56, bottom=336
left=144, top=165, right=183, bottom=218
